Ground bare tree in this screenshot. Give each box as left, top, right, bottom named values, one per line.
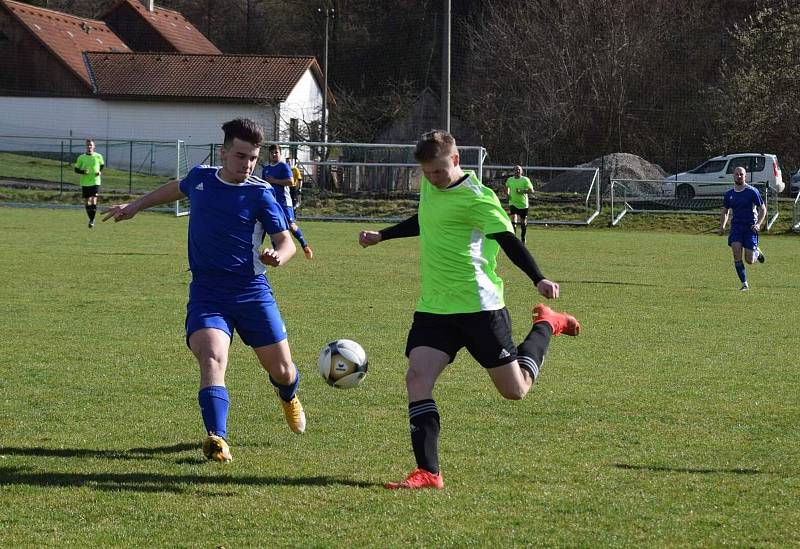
left=710, top=0, right=800, bottom=170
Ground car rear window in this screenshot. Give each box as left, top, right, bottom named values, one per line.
left=689, top=160, right=727, bottom=174
left=726, top=156, right=766, bottom=173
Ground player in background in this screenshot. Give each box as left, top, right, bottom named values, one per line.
left=103, top=118, right=306, bottom=463
left=505, top=165, right=535, bottom=243
left=262, top=144, right=314, bottom=259
left=358, top=130, right=581, bottom=490
left=74, top=139, right=104, bottom=228
left=718, top=166, right=767, bottom=291
left=289, top=158, right=303, bottom=211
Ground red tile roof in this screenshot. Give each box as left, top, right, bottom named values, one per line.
left=102, top=0, right=220, bottom=54
left=84, top=52, right=322, bottom=102
left=1, top=0, right=131, bottom=88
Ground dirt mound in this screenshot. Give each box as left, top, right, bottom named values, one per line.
left=540, top=153, right=667, bottom=194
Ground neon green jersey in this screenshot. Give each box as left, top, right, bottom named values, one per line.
left=417, top=171, right=514, bottom=314
left=506, top=176, right=533, bottom=209
left=74, top=152, right=104, bottom=186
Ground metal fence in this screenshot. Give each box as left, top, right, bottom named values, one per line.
left=0, top=135, right=183, bottom=193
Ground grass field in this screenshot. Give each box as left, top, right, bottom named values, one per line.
left=0, top=206, right=798, bottom=547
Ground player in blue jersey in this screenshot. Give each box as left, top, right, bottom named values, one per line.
left=718, top=166, right=767, bottom=291
left=262, top=144, right=314, bottom=259
left=102, top=118, right=306, bottom=462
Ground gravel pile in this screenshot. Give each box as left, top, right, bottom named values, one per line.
left=541, top=152, right=667, bottom=194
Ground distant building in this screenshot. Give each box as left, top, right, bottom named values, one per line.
left=0, top=0, right=327, bottom=170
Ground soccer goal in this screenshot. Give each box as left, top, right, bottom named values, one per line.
left=610, top=179, right=781, bottom=231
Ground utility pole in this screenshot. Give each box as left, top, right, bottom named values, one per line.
left=318, top=6, right=334, bottom=189
left=441, top=0, right=451, bottom=132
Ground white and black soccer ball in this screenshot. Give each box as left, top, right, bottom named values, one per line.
left=318, top=339, right=368, bottom=389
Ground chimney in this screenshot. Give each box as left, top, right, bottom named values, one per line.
left=141, top=0, right=154, bottom=11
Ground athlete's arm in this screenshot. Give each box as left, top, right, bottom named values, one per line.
left=260, top=230, right=296, bottom=266
left=359, top=214, right=419, bottom=247
left=266, top=176, right=293, bottom=186
left=718, top=206, right=730, bottom=235
left=754, top=203, right=767, bottom=232
left=489, top=231, right=544, bottom=283
left=103, top=179, right=185, bottom=222
left=489, top=231, right=560, bottom=298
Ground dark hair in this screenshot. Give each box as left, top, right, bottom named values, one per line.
left=268, top=144, right=280, bottom=153
left=221, top=118, right=264, bottom=148
left=414, top=130, right=457, bottom=162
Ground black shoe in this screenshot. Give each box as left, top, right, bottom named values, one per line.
left=757, top=248, right=765, bottom=263
left=88, top=221, right=94, bottom=228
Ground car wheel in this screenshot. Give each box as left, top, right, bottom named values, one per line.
left=676, top=184, right=695, bottom=199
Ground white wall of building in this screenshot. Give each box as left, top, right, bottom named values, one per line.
left=0, top=68, right=323, bottom=174
left=0, top=96, right=275, bottom=142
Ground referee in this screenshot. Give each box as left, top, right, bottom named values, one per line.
left=74, top=139, right=104, bottom=227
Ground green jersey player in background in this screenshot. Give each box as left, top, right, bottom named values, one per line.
left=505, top=165, right=535, bottom=243
left=74, top=139, right=104, bottom=228
left=358, top=130, right=581, bottom=490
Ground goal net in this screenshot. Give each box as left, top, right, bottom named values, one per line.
left=610, top=179, right=781, bottom=230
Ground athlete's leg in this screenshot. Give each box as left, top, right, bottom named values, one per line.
left=253, top=340, right=305, bottom=433
left=487, top=359, right=534, bottom=400
left=405, top=346, right=449, bottom=474
left=519, top=214, right=528, bottom=243
left=731, top=241, right=747, bottom=285
left=190, top=328, right=232, bottom=442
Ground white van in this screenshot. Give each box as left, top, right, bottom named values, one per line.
left=662, top=153, right=785, bottom=199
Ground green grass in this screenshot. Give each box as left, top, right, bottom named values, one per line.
left=0, top=206, right=799, bottom=547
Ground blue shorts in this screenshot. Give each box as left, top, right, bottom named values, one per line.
left=728, top=224, right=758, bottom=250
left=185, top=297, right=288, bottom=348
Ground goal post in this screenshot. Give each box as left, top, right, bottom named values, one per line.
left=174, top=140, right=190, bottom=217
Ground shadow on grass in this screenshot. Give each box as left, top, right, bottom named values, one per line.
left=0, top=442, right=197, bottom=460
left=0, top=466, right=378, bottom=494
left=613, top=463, right=762, bottom=475
left=92, top=251, right=172, bottom=256
left=568, top=280, right=659, bottom=287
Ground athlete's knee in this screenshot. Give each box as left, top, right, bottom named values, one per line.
left=498, top=384, right=529, bottom=401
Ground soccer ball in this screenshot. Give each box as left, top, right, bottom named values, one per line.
left=318, top=339, right=368, bottom=389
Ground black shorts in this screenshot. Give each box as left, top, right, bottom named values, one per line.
left=509, top=205, right=529, bottom=217
left=405, top=308, right=517, bottom=369
left=81, top=185, right=100, bottom=199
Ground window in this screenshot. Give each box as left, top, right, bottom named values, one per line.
left=726, top=156, right=765, bottom=174
left=689, top=160, right=727, bottom=174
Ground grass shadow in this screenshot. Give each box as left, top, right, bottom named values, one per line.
left=0, top=466, right=378, bottom=494
left=613, top=463, right=762, bottom=475
left=0, top=442, right=197, bottom=460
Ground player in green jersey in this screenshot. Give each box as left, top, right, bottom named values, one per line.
left=74, top=139, right=105, bottom=228
left=358, top=130, right=581, bottom=490
left=505, top=165, right=535, bottom=243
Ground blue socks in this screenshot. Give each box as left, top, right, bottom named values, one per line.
left=198, top=385, right=230, bottom=439
left=734, top=260, right=747, bottom=284
left=269, top=367, right=300, bottom=402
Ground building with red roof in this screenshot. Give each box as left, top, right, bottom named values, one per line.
left=0, top=0, right=326, bottom=160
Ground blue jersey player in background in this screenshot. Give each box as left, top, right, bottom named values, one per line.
left=103, top=118, right=306, bottom=462
left=262, top=144, right=314, bottom=259
left=718, top=166, right=767, bottom=291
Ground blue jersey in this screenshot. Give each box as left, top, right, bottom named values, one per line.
left=179, top=166, right=288, bottom=300
left=262, top=161, right=293, bottom=207
left=723, top=185, right=763, bottom=226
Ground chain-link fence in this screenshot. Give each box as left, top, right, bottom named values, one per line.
left=0, top=135, right=183, bottom=194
